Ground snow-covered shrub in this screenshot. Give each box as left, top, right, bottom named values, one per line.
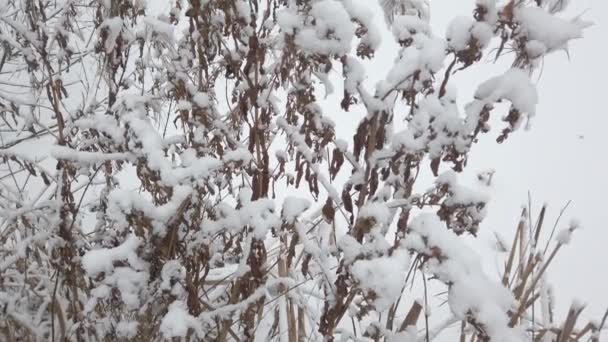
left=0, top=0, right=599, bottom=341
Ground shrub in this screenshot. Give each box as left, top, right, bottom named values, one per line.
left=0, top=0, right=600, bottom=341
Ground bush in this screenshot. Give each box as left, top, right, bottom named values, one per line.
left=0, top=0, right=601, bottom=341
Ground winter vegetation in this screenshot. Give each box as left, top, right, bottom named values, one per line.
left=0, top=0, right=604, bottom=341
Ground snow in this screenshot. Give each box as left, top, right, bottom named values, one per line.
left=142, top=16, right=175, bottom=44
left=556, top=228, right=573, bottom=244
left=201, top=197, right=281, bottom=239
left=380, top=36, right=446, bottom=97
left=476, top=0, right=498, bottom=24
left=160, top=301, right=202, bottom=339
left=160, top=260, right=186, bottom=294
left=104, top=267, right=149, bottom=308
left=471, top=22, right=494, bottom=48
left=447, top=16, right=494, bottom=51
left=337, top=234, right=362, bottom=264
left=446, top=16, right=475, bottom=51
left=351, top=249, right=410, bottom=311
left=437, top=170, right=489, bottom=205
left=116, top=321, right=138, bottom=339
left=406, top=214, right=525, bottom=341
left=391, top=15, right=430, bottom=43
left=475, top=68, right=538, bottom=116
left=380, top=0, right=430, bottom=26
left=82, top=235, right=146, bottom=277
left=342, top=0, right=382, bottom=50
left=514, top=6, right=591, bottom=53
left=556, top=219, right=579, bottom=245
left=293, top=0, right=355, bottom=56
left=74, top=113, right=125, bottom=144
left=525, top=40, right=548, bottom=59
left=343, top=56, right=365, bottom=94
left=192, top=92, right=210, bottom=108
left=107, top=185, right=192, bottom=235
left=358, top=201, right=392, bottom=228
left=51, top=146, right=132, bottom=163
left=99, top=17, right=124, bottom=53
left=234, top=0, right=251, bottom=22
left=276, top=10, right=301, bottom=34
left=391, top=127, right=426, bottom=153
left=222, top=147, right=252, bottom=164
left=282, top=197, right=311, bottom=224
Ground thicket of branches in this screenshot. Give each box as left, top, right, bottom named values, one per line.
left=0, top=0, right=602, bottom=341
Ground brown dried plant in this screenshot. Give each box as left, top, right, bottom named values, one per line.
left=0, top=0, right=601, bottom=341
